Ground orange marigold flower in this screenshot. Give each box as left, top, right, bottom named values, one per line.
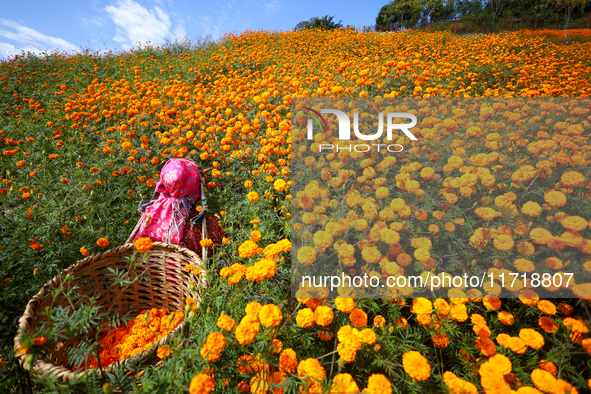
left=539, top=360, right=557, bottom=376
left=313, top=305, right=334, bottom=327
left=97, top=238, right=109, bottom=247
left=539, top=316, right=559, bottom=334
left=259, top=304, right=282, bottom=328
left=238, top=240, right=258, bottom=258
left=235, top=314, right=260, bottom=345
left=80, top=246, right=89, bottom=256
left=335, top=298, right=355, bottom=313
left=519, top=328, right=545, bottom=350
left=537, top=300, right=556, bottom=315
left=279, top=348, right=298, bottom=373
left=189, top=373, right=215, bottom=394
left=411, top=298, right=433, bottom=315
left=498, top=311, right=514, bottom=325
left=134, top=237, right=153, bottom=253
left=200, top=332, right=226, bottom=362
left=442, top=371, right=477, bottom=394
left=200, top=239, right=213, bottom=247
left=402, top=351, right=431, bottom=381
left=157, top=345, right=173, bottom=359
left=247, top=191, right=259, bottom=202
left=373, top=315, right=386, bottom=328
left=33, top=336, right=46, bottom=346
left=297, top=358, right=326, bottom=393
left=296, top=308, right=314, bottom=328
left=217, top=314, right=236, bottom=332
left=349, top=308, right=368, bottom=328
left=330, top=373, right=359, bottom=393
left=364, top=374, right=393, bottom=394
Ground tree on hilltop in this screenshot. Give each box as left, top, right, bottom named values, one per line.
left=294, top=15, right=343, bottom=31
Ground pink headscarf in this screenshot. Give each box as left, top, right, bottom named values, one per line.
left=132, top=159, right=201, bottom=244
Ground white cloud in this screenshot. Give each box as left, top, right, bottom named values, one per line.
left=81, top=16, right=107, bottom=26
left=104, top=0, right=186, bottom=48
left=0, top=19, right=78, bottom=57
left=264, top=0, right=281, bottom=14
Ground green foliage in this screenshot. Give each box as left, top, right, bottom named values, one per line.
left=294, top=15, right=343, bottom=31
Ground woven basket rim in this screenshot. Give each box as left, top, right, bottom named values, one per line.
left=14, top=242, right=205, bottom=382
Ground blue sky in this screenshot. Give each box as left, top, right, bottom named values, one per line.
left=0, top=0, right=390, bottom=58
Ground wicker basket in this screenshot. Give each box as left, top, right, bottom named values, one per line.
left=14, top=242, right=205, bottom=383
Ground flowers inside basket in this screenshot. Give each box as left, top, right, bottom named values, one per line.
left=14, top=241, right=205, bottom=383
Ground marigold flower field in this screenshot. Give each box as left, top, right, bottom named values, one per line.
left=0, top=28, right=591, bottom=393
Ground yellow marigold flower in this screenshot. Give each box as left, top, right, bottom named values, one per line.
left=517, top=242, right=535, bottom=256
left=259, top=304, right=282, bottom=328
left=313, top=230, right=333, bottom=249
left=184, top=264, right=195, bottom=272
left=364, top=374, right=392, bottom=394
left=521, top=201, right=542, bottom=217
left=279, top=348, right=298, bottom=373
left=411, top=298, right=433, bottom=315
left=560, top=171, right=586, bottom=187
left=519, top=328, right=545, bottom=350
left=493, top=234, right=514, bottom=251
left=330, top=373, right=359, bottom=393
left=362, top=246, right=382, bottom=264
left=529, top=228, right=553, bottom=244
left=414, top=247, right=430, bottom=262
left=296, top=308, right=314, bottom=328
left=335, top=298, right=355, bottom=313
left=349, top=308, right=368, bottom=328
left=247, top=191, right=259, bottom=202
left=544, top=190, right=567, bottom=207
left=375, top=187, right=389, bottom=199
left=402, top=351, right=431, bottom=381
left=313, top=305, right=333, bottom=327
left=475, top=207, right=502, bottom=221
left=297, top=246, right=317, bottom=265
left=273, top=179, right=287, bottom=192
left=561, top=215, right=588, bottom=232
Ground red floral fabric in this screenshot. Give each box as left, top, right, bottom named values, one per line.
left=180, top=208, right=226, bottom=258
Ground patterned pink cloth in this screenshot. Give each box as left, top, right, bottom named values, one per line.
left=132, top=159, right=201, bottom=244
